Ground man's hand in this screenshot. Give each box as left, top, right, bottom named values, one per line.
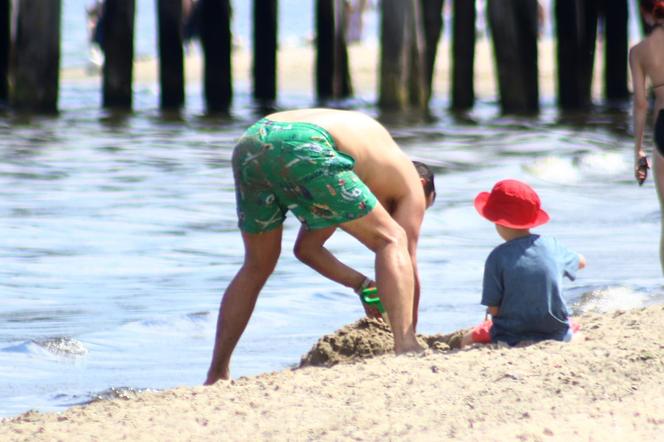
left=355, top=279, right=385, bottom=320
left=361, top=300, right=384, bottom=320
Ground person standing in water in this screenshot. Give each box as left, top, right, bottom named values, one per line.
left=204, top=109, right=436, bottom=385
left=630, top=0, right=664, bottom=274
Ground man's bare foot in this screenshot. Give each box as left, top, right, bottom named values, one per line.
left=204, top=368, right=230, bottom=386
left=395, top=339, right=426, bottom=355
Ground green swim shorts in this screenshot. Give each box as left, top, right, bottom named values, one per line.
left=232, top=118, right=378, bottom=233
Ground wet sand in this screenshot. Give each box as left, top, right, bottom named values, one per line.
left=2, top=304, right=663, bottom=441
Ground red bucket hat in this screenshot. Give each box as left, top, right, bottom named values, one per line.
left=474, top=179, right=550, bottom=229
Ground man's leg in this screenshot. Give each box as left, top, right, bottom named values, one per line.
left=205, top=226, right=283, bottom=385
left=293, top=226, right=383, bottom=319
left=338, top=205, right=423, bottom=354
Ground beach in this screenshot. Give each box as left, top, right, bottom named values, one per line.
left=2, top=304, right=663, bottom=441
left=5, top=16, right=664, bottom=440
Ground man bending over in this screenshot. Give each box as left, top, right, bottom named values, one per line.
left=205, top=108, right=436, bottom=385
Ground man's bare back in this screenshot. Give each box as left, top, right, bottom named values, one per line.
left=266, top=109, right=425, bottom=213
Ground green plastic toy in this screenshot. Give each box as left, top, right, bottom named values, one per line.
left=360, top=288, right=390, bottom=325
left=360, top=287, right=385, bottom=313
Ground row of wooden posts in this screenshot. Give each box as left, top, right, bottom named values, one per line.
left=0, top=0, right=634, bottom=115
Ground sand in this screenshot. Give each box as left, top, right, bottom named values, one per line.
left=2, top=304, right=663, bottom=441
left=299, top=317, right=464, bottom=368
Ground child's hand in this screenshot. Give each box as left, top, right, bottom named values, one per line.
left=578, top=254, right=587, bottom=270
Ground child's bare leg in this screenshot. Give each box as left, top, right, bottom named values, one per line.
left=459, top=330, right=474, bottom=348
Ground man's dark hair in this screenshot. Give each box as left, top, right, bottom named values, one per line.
left=412, top=161, right=436, bottom=201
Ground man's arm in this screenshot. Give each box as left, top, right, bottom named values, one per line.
left=404, top=238, right=421, bottom=331
left=390, top=196, right=426, bottom=330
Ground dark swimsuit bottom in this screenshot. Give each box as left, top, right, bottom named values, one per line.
left=656, top=109, right=664, bottom=156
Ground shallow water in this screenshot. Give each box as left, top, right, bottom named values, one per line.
left=2, top=1, right=663, bottom=419
left=2, top=85, right=663, bottom=417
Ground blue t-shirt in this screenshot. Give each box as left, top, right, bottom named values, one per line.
left=481, top=234, right=579, bottom=346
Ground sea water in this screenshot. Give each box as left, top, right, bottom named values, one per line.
left=1, top=0, right=663, bottom=418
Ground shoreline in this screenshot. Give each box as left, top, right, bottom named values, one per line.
left=2, top=304, right=663, bottom=441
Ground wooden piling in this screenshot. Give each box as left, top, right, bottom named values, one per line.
left=315, top=0, right=351, bottom=101
left=11, top=0, right=61, bottom=112
left=451, top=0, right=475, bottom=111
left=157, top=0, right=185, bottom=110
left=555, top=0, right=598, bottom=110
left=408, top=1, right=427, bottom=109
left=316, top=0, right=334, bottom=100
left=420, top=0, right=444, bottom=103
left=253, top=0, right=278, bottom=104
left=487, top=0, right=539, bottom=114
left=200, top=0, right=232, bottom=113
left=102, top=0, right=135, bottom=110
left=0, top=0, right=9, bottom=104
left=379, top=0, right=427, bottom=110
left=603, top=0, right=629, bottom=101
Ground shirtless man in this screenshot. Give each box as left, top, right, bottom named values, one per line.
left=205, top=109, right=436, bottom=385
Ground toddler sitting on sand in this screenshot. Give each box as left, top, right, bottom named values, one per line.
left=460, top=179, right=586, bottom=348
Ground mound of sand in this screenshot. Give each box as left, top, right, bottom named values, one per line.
left=300, top=317, right=467, bottom=367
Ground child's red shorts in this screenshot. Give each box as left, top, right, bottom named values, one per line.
left=470, top=319, right=493, bottom=343
left=470, top=318, right=581, bottom=344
